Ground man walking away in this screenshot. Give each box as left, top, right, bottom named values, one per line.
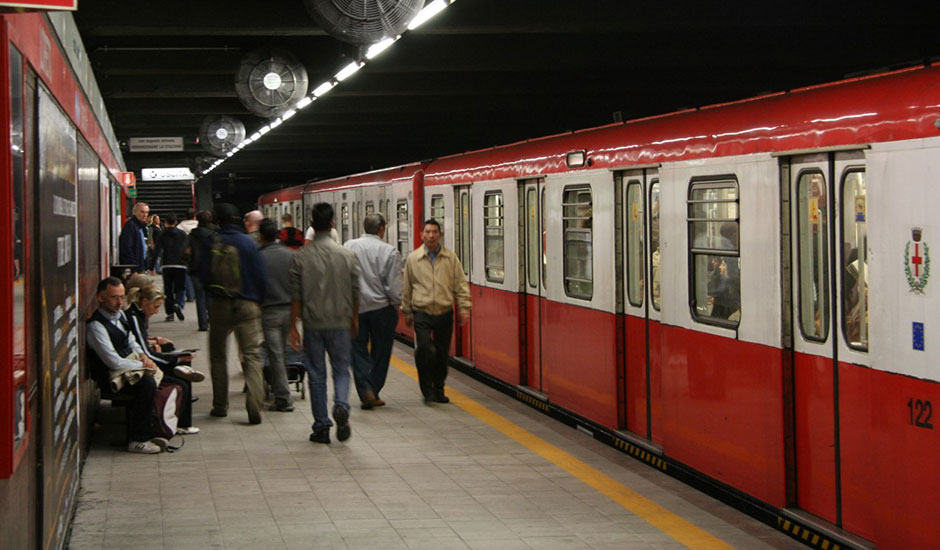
left=259, top=218, right=295, bottom=413
left=185, top=209, right=215, bottom=331
left=278, top=212, right=305, bottom=250
left=153, top=213, right=188, bottom=322
left=202, top=203, right=267, bottom=424
left=289, top=203, right=360, bottom=444
left=119, top=202, right=150, bottom=273
left=178, top=208, right=199, bottom=302
left=344, top=213, right=402, bottom=409
left=402, top=219, right=471, bottom=404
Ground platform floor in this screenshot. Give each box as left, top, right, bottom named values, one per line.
left=69, top=296, right=803, bottom=550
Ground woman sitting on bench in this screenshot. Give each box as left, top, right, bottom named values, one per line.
left=125, top=285, right=202, bottom=435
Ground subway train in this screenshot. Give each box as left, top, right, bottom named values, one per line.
left=260, top=64, right=940, bottom=548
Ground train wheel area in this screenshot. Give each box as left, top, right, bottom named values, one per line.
left=70, top=307, right=801, bottom=549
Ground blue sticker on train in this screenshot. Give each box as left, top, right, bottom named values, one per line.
left=913, top=322, right=924, bottom=351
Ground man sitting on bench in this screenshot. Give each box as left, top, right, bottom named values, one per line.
left=86, top=276, right=162, bottom=454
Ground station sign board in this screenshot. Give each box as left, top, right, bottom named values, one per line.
left=141, top=167, right=194, bottom=181
left=128, top=136, right=184, bottom=152
left=0, top=0, right=77, bottom=10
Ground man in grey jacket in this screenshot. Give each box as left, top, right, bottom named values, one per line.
left=344, top=213, right=402, bottom=409
left=289, top=203, right=360, bottom=444
left=259, top=218, right=295, bottom=412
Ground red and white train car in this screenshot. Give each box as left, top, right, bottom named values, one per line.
left=261, top=65, right=940, bottom=548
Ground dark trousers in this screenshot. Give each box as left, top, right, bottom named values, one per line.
left=162, top=267, right=186, bottom=315
left=413, top=310, right=453, bottom=398
left=116, top=375, right=157, bottom=442
left=192, top=278, right=209, bottom=330
left=351, top=305, right=399, bottom=400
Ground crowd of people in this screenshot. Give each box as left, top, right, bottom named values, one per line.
left=97, top=200, right=471, bottom=453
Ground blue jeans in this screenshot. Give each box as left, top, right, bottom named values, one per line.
left=351, top=305, right=399, bottom=401
left=303, top=329, right=352, bottom=431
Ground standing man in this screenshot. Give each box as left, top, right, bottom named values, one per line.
left=203, top=203, right=267, bottom=424
left=278, top=212, right=304, bottom=250
left=177, top=208, right=199, bottom=303
left=289, top=203, right=360, bottom=444
left=402, top=219, right=471, bottom=404
left=244, top=209, right=263, bottom=245
left=119, top=202, right=150, bottom=273
left=344, top=213, right=402, bottom=409
left=185, top=210, right=215, bottom=332
left=152, top=213, right=187, bottom=322
left=258, top=218, right=295, bottom=413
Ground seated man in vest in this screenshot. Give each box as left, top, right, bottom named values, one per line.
left=86, top=276, right=162, bottom=454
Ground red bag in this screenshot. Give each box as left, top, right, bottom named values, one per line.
left=152, top=381, right=184, bottom=440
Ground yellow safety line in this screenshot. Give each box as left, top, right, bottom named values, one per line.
left=391, top=355, right=734, bottom=550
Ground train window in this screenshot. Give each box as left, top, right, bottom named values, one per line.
left=796, top=170, right=829, bottom=341
left=542, top=187, right=548, bottom=288
left=483, top=191, right=505, bottom=282
left=626, top=181, right=645, bottom=307
left=562, top=186, right=593, bottom=299
left=430, top=194, right=444, bottom=235
left=650, top=181, right=661, bottom=311
left=341, top=203, right=350, bottom=243
left=842, top=169, right=868, bottom=350
left=526, top=188, right=538, bottom=288
left=365, top=201, right=375, bottom=215
left=457, top=190, right=470, bottom=275
left=396, top=199, right=410, bottom=261
left=688, top=179, right=740, bottom=326
left=11, top=46, right=26, bottom=437
left=352, top=201, right=359, bottom=239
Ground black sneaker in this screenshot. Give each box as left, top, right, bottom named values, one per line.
left=332, top=405, right=351, bottom=442
left=309, top=429, right=330, bottom=444
left=433, top=393, right=450, bottom=404
left=165, top=315, right=174, bottom=322
left=175, top=304, right=185, bottom=321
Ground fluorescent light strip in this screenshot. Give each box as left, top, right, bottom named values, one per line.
left=366, top=36, right=398, bottom=59
left=408, top=0, right=449, bottom=30
left=335, top=61, right=362, bottom=81
left=281, top=109, right=297, bottom=120
left=258, top=125, right=271, bottom=135
left=313, top=81, right=335, bottom=97
left=270, top=118, right=283, bottom=129
left=296, top=97, right=313, bottom=109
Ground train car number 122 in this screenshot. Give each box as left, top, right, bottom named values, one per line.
left=907, top=398, right=934, bottom=429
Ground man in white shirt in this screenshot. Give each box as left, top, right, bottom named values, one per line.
left=344, top=213, right=402, bottom=409
left=86, top=277, right=161, bottom=454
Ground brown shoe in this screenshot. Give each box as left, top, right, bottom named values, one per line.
left=361, top=391, right=378, bottom=410
left=372, top=398, right=386, bottom=407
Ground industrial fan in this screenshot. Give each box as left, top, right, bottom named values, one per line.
left=304, top=0, right=424, bottom=45
left=235, top=48, right=309, bottom=118
left=199, top=115, right=246, bottom=157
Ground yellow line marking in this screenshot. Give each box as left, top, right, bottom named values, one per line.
left=390, top=356, right=734, bottom=550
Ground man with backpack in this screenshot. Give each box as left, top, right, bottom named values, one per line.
left=201, top=203, right=267, bottom=424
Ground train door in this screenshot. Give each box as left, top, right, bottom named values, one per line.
left=785, top=151, right=869, bottom=527
left=618, top=169, right=661, bottom=438
left=520, top=178, right=544, bottom=391
left=453, top=185, right=472, bottom=361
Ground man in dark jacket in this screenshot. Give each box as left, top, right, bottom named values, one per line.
left=152, top=212, right=188, bottom=322
left=259, top=218, right=295, bottom=412
left=185, top=210, right=215, bottom=331
left=118, top=202, right=150, bottom=272
left=203, top=203, right=267, bottom=424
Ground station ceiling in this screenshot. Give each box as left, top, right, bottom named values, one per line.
left=73, top=1, right=939, bottom=192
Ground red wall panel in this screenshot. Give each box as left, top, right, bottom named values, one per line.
left=469, top=285, right=520, bottom=385
left=660, top=326, right=786, bottom=506
left=624, top=314, right=647, bottom=435
left=541, top=301, right=618, bottom=428
left=793, top=352, right=836, bottom=523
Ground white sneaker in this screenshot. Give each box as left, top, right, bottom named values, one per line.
left=128, top=440, right=161, bottom=454
left=173, top=365, right=206, bottom=383
left=149, top=437, right=169, bottom=451
left=176, top=426, right=200, bottom=435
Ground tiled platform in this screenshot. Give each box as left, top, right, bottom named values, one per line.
left=69, top=296, right=803, bottom=549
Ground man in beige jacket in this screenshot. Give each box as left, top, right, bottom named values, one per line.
left=402, top=218, right=471, bottom=404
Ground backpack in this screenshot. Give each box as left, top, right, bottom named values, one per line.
left=208, top=234, right=242, bottom=297
left=152, top=381, right=183, bottom=440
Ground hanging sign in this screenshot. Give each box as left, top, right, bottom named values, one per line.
left=129, top=137, right=184, bottom=152
left=141, top=167, right=194, bottom=181
left=0, top=1, right=77, bottom=9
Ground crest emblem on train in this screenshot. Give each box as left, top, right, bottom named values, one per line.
left=904, top=227, right=930, bottom=294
